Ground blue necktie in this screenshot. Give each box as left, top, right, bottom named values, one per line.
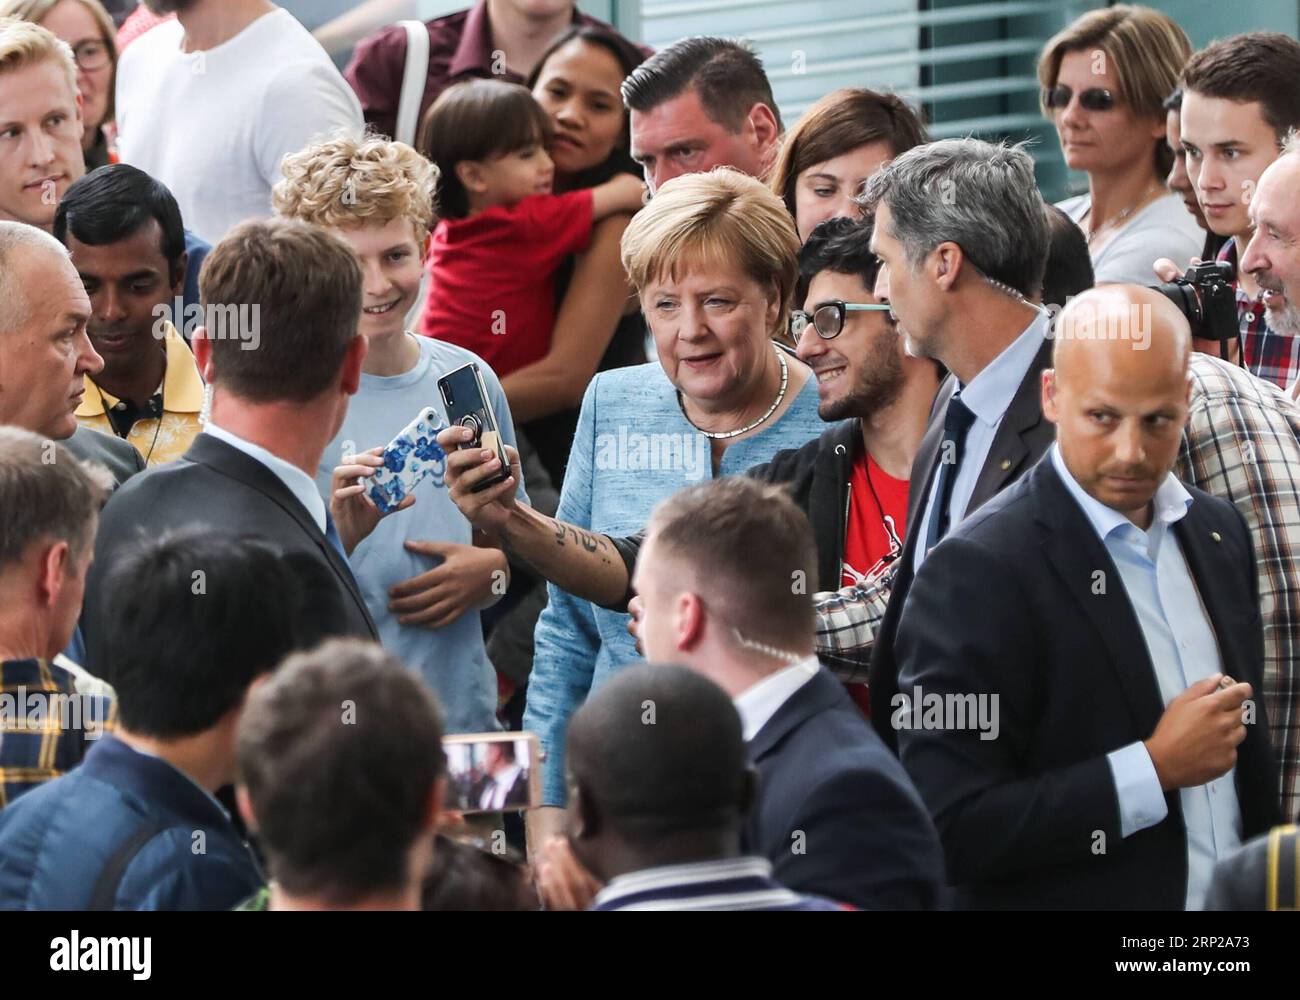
left=924, top=393, right=977, bottom=554
left=324, top=510, right=348, bottom=563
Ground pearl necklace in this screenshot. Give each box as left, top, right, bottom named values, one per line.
left=677, top=345, right=789, bottom=440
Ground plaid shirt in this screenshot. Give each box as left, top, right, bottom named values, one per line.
left=814, top=564, right=894, bottom=684
left=0, top=658, right=116, bottom=809
left=1179, top=354, right=1300, bottom=821
left=1220, top=241, right=1300, bottom=390
left=814, top=353, right=1300, bottom=819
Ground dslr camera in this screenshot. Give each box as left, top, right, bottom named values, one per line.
left=1150, top=260, right=1238, bottom=341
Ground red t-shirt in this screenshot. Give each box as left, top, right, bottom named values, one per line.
left=842, top=452, right=908, bottom=716
left=841, top=452, right=909, bottom=589
left=420, top=190, right=594, bottom=378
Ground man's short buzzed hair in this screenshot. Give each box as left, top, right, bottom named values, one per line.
left=0, top=426, right=111, bottom=570
left=647, top=476, right=816, bottom=651
left=0, top=220, right=71, bottom=332
left=237, top=639, right=445, bottom=905
left=1182, top=32, right=1300, bottom=143
left=620, top=36, right=782, bottom=133
left=567, top=662, right=748, bottom=845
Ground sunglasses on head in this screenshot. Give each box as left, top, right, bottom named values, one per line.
left=789, top=300, right=892, bottom=340
left=1043, top=85, right=1116, bottom=112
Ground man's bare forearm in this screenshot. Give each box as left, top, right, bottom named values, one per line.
left=499, top=504, right=630, bottom=606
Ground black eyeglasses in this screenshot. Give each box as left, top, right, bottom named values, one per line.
left=789, top=300, right=891, bottom=340
left=71, top=39, right=111, bottom=72
left=1043, top=85, right=1116, bottom=112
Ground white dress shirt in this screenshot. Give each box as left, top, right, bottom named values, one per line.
left=732, top=656, right=820, bottom=743
left=1051, top=445, right=1242, bottom=910
left=202, top=423, right=327, bottom=533
left=914, top=308, right=1050, bottom=575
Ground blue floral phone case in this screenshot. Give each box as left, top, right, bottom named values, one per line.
left=366, top=407, right=448, bottom=514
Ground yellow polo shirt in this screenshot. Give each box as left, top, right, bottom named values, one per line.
left=76, top=323, right=205, bottom=466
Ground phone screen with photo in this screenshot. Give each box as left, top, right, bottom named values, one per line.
left=443, top=733, right=539, bottom=813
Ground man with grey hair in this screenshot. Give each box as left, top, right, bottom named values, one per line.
left=859, top=137, right=1056, bottom=745
left=1242, top=132, right=1300, bottom=356
left=0, top=427, right=114, bottom=808
left=0, top=221, right=144, bottom=486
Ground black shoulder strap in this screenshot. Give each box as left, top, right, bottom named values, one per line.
left=88, top=822, right=169, bottom=911
left=1266, top=825, right=1299, bottom=912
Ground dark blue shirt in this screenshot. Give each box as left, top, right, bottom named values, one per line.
left=0, top=735, right=261, bottom=910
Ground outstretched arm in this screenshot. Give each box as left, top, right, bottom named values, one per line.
left=437, top=426, right=630, bottom=606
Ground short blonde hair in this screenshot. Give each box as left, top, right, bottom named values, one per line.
left=0, top=14, right=76, bottom=97
left=621, top=168, right=800, bottom=340
left=1037, top=5, right=1191, bottom=175
left=1, top=0, right=117, bottom=119
left=273, top=132, right=439, bottom=245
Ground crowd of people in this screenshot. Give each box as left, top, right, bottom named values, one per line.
left=0, top=0, right=1298, bottom=913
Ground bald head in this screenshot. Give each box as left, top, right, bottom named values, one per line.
left=1043, top=286, right=1192, bottom=527
left=1052, top=285, right=1192, bottom=376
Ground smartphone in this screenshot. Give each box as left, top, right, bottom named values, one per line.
left=443, top=732, right=541, bottom=813
left=366, top=406, right=447, bottom=514
left=436, top=363, right=510, bottom=494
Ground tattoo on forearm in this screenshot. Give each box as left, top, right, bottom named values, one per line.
left=552, top=521, right=612, bottom=560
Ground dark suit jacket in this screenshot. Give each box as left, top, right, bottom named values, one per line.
left=894, top=456, right=1281, bottom=909
left=82, top=434, right=377, bottom=670
left=64, top=425, right=146, bottom=488
left=868, top=338, right=1055, bottom=745
left=743, top=668, right=946, bottom=910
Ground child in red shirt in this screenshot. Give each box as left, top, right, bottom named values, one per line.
left=418, top=79, right=645, bottom=377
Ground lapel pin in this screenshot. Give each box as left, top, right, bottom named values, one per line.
left=1211, top=531, right=1222, bottom=542
left=1000, top=458, right=1012, bottom=471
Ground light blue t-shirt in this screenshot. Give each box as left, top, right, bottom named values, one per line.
left=314, top=334, right=527, bottom=734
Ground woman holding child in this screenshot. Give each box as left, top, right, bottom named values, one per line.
left=418, top=26, right=651, bottom=486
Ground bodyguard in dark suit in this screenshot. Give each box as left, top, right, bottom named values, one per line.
left=629, top=476, right=944, bottom=909
left=82, top=219, right=379, bottom=667
left=895, top=288, right=1281, bottom=910
left=744, top=665, right=946, bottom=909
left=852, top=140, right=1057, bottom=744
